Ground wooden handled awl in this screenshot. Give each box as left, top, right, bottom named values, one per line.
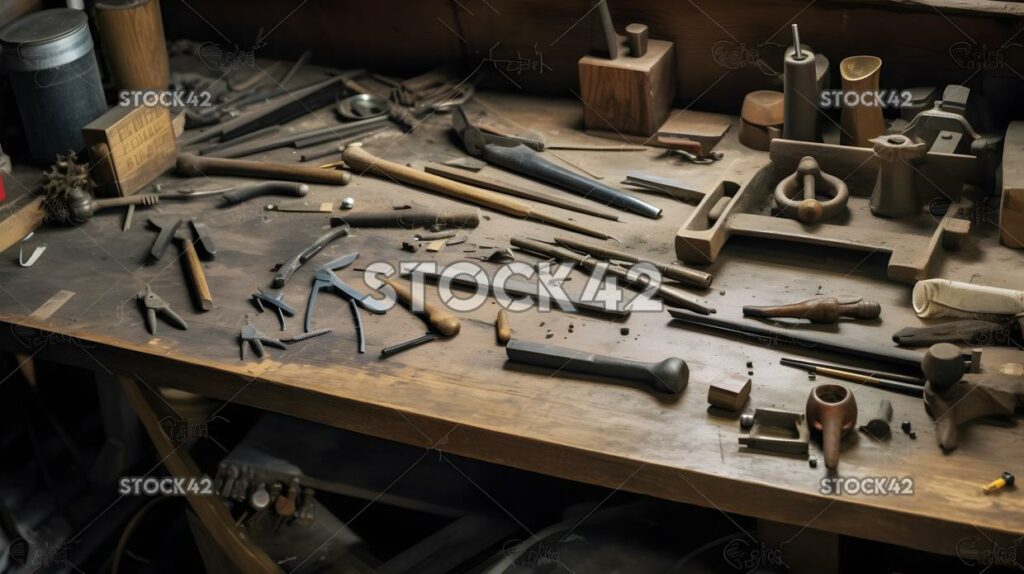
left=382, top=277, right=460, bottom=337
left=743, top=297, right=880, bottom=324
left=505, top=339, right=688, bottom=394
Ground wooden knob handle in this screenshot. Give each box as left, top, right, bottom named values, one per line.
left=383, top=277, right=460, bottom=337
left=181, top=239, right=212, bottom=311
left=495, top=309, right=511, bottom=344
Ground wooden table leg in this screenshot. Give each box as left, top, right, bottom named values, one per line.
left=117, top=375, right=281, bottom=574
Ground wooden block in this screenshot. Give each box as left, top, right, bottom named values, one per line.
left=578, top=39, right=675, bottom=137
left=708, top=377, right=751, bottom=412
left=82, top=104, right=177, bottom=197
left=0, top=166, right=45, bottom=253
left=1000, top=121, right=1024, bottom=248
left=587, top=109, right=732, bottom=154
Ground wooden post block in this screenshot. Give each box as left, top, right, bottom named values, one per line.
left=83, top=104, right=177, bottom=197
left=708, top=377, right=752, bottom=412
left=95, top=0, right=170, bottom=91
left=1000, top=121, right=1024, bottom=248
left=578, top=39, right=675, bottom=137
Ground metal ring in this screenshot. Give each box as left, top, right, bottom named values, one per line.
left=336, top=93, right=390, bottom=121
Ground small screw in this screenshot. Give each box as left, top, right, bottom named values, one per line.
left=901, top=420, right=913, bottom=434
left=809, top=457, right=818, bottom=468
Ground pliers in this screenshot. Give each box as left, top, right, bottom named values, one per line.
left=239, top=315, right=286, bottom=361
left=251, top=289, right=295, bottom=330
left=138, top=286, right=188, bottom=335
left=304, top=253, right=388, bottom=332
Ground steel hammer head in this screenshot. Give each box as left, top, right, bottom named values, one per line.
left=147, top=216, right=183, bottom=260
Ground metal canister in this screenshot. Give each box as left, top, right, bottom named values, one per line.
left=0, top=9, right=108, bottom=165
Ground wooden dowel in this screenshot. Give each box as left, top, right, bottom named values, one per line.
left=176, top=154, right=352, bottom=186
left=181, top=240, right=212, bottom=311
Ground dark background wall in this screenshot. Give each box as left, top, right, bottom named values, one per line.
left=2, top=1, right=1023, bottom=122
left=154, top=0, right=1024, bottom=123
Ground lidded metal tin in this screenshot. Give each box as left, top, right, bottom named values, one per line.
left=1, top=9, right=108, bottom=165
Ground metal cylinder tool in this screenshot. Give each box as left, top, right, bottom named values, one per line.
left=505, top=339, right=688, bottom=395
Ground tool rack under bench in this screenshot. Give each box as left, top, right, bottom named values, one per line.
left=1, top=91, right=1021, bottom=558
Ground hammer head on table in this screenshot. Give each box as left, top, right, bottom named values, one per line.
left=147, top=216, right=183, bottom=260
left=147, top=216, right=216, bottom=260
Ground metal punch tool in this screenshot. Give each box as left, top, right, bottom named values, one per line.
left=305, top=253, right=389, bottom=332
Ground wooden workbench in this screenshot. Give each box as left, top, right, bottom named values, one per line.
left=0, top=91, right=1021, bottom=559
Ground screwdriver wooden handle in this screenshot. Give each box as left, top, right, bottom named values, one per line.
left=177, top=154, right=352, bottom=186
left=495, top=309, right=511, bottom=345
left=743, top=297, right=880, bottom=324
left=181, top=239, right=213, bottom=311
left=382, top=277, right=460, bottom=337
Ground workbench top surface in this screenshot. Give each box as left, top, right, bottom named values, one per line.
left=1, top=89, right=1022, bottom=557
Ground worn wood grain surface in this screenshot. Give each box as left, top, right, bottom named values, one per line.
left=0, top=91, right=1021, bottom=557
